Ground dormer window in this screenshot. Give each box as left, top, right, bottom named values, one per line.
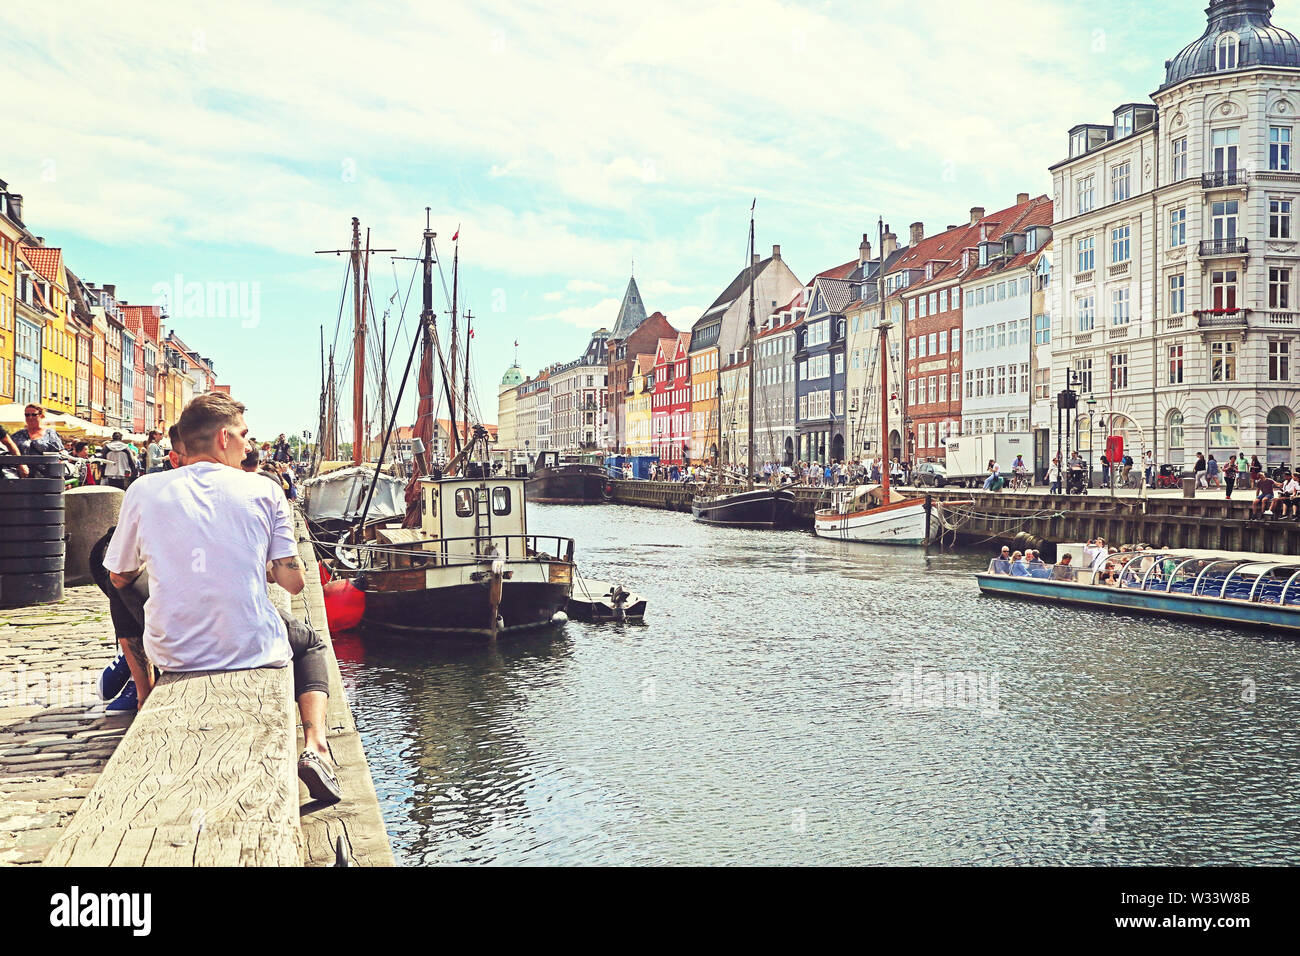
left=1027, top=229, right=1039, bottom=253
left=1115, top=110, right=1133, bottom=139
left=1218, top=34, right=1239, bottom=71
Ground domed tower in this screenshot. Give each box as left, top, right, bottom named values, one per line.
left=1162, top=1, right=1300, bottom=92
left=497, top=363, right=525, bottom=453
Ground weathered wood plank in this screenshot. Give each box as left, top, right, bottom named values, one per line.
left=50, top=666, right=302, bottom=866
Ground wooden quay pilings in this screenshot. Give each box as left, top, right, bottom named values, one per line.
left=605, top=479, right=1300, bottom=553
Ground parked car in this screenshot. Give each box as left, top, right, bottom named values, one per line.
left=913, top=462, right=948, bottom=487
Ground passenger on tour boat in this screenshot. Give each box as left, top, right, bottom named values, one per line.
left=1050, top=554, right=1076, bottom=581
left=1009, top=551, right=1028, bottom=576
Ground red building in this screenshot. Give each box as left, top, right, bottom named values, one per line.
left=651, top=331, right=691, bottom=464
left=121, top=306, right=148, bottom=434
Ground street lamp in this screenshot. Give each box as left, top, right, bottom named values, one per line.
left=1085, top=395, right=1097, bottom=483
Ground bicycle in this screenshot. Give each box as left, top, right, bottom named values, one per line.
left=1007, top=471, right=1031, bottom=492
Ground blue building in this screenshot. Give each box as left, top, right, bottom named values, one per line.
left=793, top=262, right=859, bottom=464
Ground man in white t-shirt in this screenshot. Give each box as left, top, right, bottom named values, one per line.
left=104, top=392, right=340, bottom=802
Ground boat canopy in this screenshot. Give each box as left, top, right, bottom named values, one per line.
left=302, top=466, right=407, bottom=523
left=843, top=484, right=908, bottom=509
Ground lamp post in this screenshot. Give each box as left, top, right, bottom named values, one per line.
left=1085, top=395, right=1097, bottom=485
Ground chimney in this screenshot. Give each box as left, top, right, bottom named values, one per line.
left=772, top=244, right=781, bottom=260
left=752, top=253, right=760, bottom=266
left=881, top=228, right=899, bottom=258
left=1016, top=192, right=1030, bottom=205
left=103, top=284, right=116, bottom=298
left=858, top=233, right=872, bottom=265
left=970, top=206, right=985, bottom=224
left=910, top=222, right=924, bottom=245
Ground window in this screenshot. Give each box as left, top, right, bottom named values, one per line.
left=1115, top=111, right=1133, bottom=139
left=928, top=376, right=937, bottom=403
left=1168, top=274, right=1185, bottom=315
left=1077, top=176, right=1095, bottom=215
left=1172, top=137, right=1188, bottom=180
left=1217, top=34, right=1239, bottom=71
left=455, top=488, right=475, bottom=517
left=951, top=372, right=959, bottom=398
left=1170, top=207, right=1187, bottom=247
left=938, top=375, right=947, bottom=403
left=1034, top=314, right=1051, bottom=344
left=1270, top=198, right=1292, bottom=239
left=1111, top=224, right=1131, bottom=263
left=965, top=370, right=974, bottom=398
left=908, top=379, right=917, bottom=405
left=919, top=335, right=928, bottom=359
left=938, top=330, right=948, bottom=353
left=953, top=329, right=960, bottom=352
left=1077, top=295, right=1096, bottom=331
left=1269, top=340, right=1291, bottom=381
left=1212, top=128, right=1239, bottom=173
left=997, top=323, right=1007, bottom=348
left=1111, top=288, right=1130, bottom=325
left=1211, top=339, right=1237, bottom=382
left=492, top=486, right=512, bottom=515
left=1270, top=267, right=1291, bottom=310
left=1267, top=407, right=1292, bottom=457
left=1271, top=127, right=1292, bottom=171
left=1168, top=410, right=1184, bottom=451
left=1109, top=352, right=1128, bottom=389
left=1211, top=199, right=1239, bottom=241
left=1073, top=357, right=1093, bottom=394
left=1207, top=406, right=1239, bottom=447
left=929, top=333, right=937, bottom=354
left=1111, top=162, right=1131, bottom=203
left=1020, top=363, right=1030, bottom=393
left=908, top=339, right=915, bottom=360
left=1211, top=270, right=1239, bottom=310
left=1077, top=236, right=1095, bottom=273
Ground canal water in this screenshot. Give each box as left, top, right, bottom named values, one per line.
left=336, top=503, right=1300, bottom=865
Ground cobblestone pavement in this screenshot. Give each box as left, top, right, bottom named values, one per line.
left=0, top=586, right=130, bottom=866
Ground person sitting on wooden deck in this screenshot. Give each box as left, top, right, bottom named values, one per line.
left=102, top=392, right=342, bottom=803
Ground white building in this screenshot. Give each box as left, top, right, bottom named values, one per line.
left=1051, top=0, right=1300, bottom=470
left=548, top=329, right=610, bottom=452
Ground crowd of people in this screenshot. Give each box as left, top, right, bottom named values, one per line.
left=641, top=456, right=913, bottom=487
left=0, top=405, right=305, bottom=502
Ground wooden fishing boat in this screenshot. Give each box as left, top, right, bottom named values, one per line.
left=814, top=485, right=932, bottom=544
left=976, top=545, right=1300, bottom=635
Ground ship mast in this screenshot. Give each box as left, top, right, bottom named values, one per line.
left=746, top=199, right=756, bottom=488
left=878, top=215, right=890, bottom=499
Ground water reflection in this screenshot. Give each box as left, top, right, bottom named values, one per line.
left=340, top=504, right=1300, bottom=865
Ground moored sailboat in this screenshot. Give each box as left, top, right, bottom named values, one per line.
left=692, top=201, right=795, bottom=529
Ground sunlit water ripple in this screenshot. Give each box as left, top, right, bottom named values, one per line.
left=334, top=503, right=1300, bottom=865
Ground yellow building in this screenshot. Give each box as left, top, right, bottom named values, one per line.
left=688, top=344, right=719, bottom=464
left=626, top=352, right=655, bottom=457
left=19, top=244, right=74, bottom=416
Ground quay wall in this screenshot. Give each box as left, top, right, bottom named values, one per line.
left=604, top=480, right=1300, bottom=554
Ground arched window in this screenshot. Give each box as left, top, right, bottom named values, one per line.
left=1218, top=34, right=1239, bottom=71
left=1206, top=406, right=1239, bottom=449
left=1167, top=410, right=1185, bottom=454
left=1267, top=407, right=1293, bottom=464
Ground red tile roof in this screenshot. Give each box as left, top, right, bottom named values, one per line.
left=816, top=259, right=858, bottom=281
left=122, top=304, right=164, bottom=343
left=17, top=245, right=64, bottom=286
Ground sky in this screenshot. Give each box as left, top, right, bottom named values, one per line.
left=2, top=0, right=1283, bottom=440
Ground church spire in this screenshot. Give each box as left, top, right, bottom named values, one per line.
left=610, top=275, right=648, bottom=340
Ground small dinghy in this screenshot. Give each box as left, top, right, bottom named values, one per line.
left=567, top=574, right=647, bottom=621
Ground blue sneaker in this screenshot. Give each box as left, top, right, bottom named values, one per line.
left=97, top=654, right=131, bottom=702
left=105, top=680, right=138, bottom=713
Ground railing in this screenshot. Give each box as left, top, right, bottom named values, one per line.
left=1195, top=308, right=1251, bottom=329
left=1074, top=269, right=1095, bottom=285
left=1108, top=261, right=1130, bottom=277
left=1107, top=325, right=1129, bottom=340
left=354, top=532, right=576, bottom=569
left=1266, top=311, right=1298, bottom=326
left=1198, top=237, right=1249, bottom=257
left=1201, top=168, right=1250, bottom=189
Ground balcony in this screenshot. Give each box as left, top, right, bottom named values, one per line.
left=1195, top=308, right=1251, bottom=330
left=1201, top=169, right=1249, bottom=189
left=1198, top=237, right=1249, bottom=258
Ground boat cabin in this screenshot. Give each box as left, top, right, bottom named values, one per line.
left=417, top=475, right=528, bottom=561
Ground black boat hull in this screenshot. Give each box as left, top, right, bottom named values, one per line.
left=526, top=464, right=607, bottom=504
left=691, top=487, right=796, bottom=528
left=358, top=577, right=572, bottom=637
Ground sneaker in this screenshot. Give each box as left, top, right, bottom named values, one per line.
left=97, top=654, right=132, bottom=701
left=298, top=750, right=342, bottom=803
left=105, top=680, right=138, bottom=713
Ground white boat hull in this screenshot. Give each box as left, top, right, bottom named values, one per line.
left=813, top=498, right=930, bottom=545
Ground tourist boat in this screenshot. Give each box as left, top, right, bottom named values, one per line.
left=692, top=202, right=794, bottom=529
left=526, top=450, right=606, bottom=504
left=975, top=545, right=1300, bottom=635
left=813, top=484, right=933, bottom=544
left=325, top=214, right=575, bottom=637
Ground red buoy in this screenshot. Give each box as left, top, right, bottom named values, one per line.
left=323, top=579, right=365, bottom=632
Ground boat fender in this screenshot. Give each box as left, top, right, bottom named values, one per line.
left=318, top=561, right=332, bottom=585
left=323, top=579, right=366, bottom=632
left=551, top=611, right=569, bottom=624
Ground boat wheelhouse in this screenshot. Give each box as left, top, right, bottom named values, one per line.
left=345, top=472, right=575, bottom=637
left=976, top=546, right=1300, bottom=635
